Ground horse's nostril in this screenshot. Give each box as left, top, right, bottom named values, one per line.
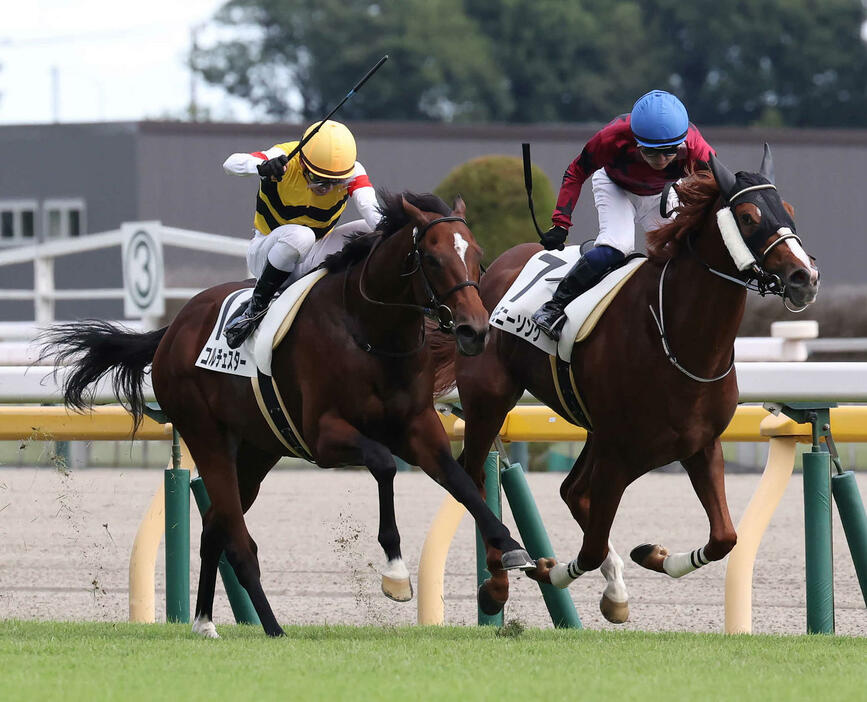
left=788, top=269, right=811, bottom=288
left=455, top=324, right=487, bottom=348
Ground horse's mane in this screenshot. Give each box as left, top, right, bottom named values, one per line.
left=322, top=190, right=451, bottom=273
left=646, top=169, right=722, bottom=261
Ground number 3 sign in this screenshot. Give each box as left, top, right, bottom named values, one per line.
left=122, top=222, right=165, bottom=318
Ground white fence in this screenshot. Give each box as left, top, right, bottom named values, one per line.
left=0, top=223, right=248, bottom=326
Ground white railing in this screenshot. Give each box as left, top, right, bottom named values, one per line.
left=5, top=362, right=867, bottom=405
left=0, top=224, right=248, bottom=325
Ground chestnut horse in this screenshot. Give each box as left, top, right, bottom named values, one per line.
left=437, top=147, right=819, bottom=621
left=41, top=192, right=532, bottom=638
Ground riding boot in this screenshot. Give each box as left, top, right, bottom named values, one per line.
left=224, top=262, right=290, bottom=349
left=532, top=255, right=614, bottom=342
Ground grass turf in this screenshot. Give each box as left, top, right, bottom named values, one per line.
left=0, top=621, right=865, bottom=701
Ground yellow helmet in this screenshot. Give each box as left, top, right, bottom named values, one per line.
left=299, top=120, right=356, bottom=179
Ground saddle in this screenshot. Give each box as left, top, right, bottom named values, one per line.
left=196, top=271, right=327, bottom=461
left=490, top=248, right=646, bottom=428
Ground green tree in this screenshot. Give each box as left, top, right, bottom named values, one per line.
left=639, top=0, right=867, bottom=127
left=464, top=0, right=666, bottom=122
left=434, top=155, right=554, bottom=264
left=196, top=0, right=867, bottom=127
left=194, top=0, right=511, bottom=121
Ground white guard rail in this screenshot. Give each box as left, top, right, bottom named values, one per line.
left=5, top=362, right=867, bottom=405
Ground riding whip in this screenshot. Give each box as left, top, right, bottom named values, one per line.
left=521, top=142, right=545, bottom=236
left=284, top=55, right=389, bottom=163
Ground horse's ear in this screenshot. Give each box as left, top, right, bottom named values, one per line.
left=709, top=154, right=736, bottom=198
left=759, top=143, right=775, bottom=184
left=401, top=196, right=425, bottom=225
left=452, top=195, right=466, bottom=218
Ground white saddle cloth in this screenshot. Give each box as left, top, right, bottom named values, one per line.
left=490, top=247, right=645, bottom=362
left=195, top=270, right=326, bottom=378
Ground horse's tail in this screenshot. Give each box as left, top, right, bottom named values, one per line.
left=426, top=319, right=458, bottom=398
left=38, top=320, right=168, bottom=429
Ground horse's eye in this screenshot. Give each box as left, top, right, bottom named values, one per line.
left=740, top=213, right=754, bottom=225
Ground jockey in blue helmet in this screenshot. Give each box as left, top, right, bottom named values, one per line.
left=532, top=90, right=716, bottom=340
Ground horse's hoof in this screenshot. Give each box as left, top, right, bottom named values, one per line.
left=381, top=575, right=413, bottom=602
left=630, top=543, right=668, bottom=573
left=599, top=593, right=629, bottom=624
left=478, top=582, right=506, bottom=615
left=501, top=549, right=535, bottom=571
left=191, top=616, right=220, bottom=639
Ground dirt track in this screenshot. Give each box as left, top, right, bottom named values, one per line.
left=0, top=465, right=865, bottom=636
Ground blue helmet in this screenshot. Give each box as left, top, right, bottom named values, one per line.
left=630, top=90, right=689, bottom=148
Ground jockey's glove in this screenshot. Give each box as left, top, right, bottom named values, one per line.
left=539, top=225, right=568, bottom=251
left=257, top=154, right=290, bottom=181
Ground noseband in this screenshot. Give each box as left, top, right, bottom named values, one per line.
left=688, top=182, right=810, bottom=301
left=352, top=215, right=480, bottom=355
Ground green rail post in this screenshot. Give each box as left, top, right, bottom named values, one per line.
left=501, top=462, right=582, bottom=628
left=190, top=477, right=260, bottom=625
left=831, top=470, right=867, bottom=608
left=476, top=452, right=504, bottom=626
left=165, top=428, right=190, bottom=623
left=802, top=408, right=834, bottom=634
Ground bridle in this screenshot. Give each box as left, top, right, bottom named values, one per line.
left=350, top=215, right=480, bottom=356
left=651, top=178, right=812, bottom=383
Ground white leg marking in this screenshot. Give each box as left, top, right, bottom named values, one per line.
left=382, top=557, right=410, bottom=580
left=662, top=547, right=709, bottom=578
left=550, top=557, right=586, bottom=589
left=600, top=541, right=628, bottom=603
left=192, top=614, right=220, bottom=639
left=453, top=233, right=469, bottom=276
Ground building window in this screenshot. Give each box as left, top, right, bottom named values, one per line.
left=42, top=199, right=86, bottom=241
left=0, top=200, right=38, bottom=245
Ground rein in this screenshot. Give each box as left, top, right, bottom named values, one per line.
left=350, top=215, right=479, bottom=356
left=649, top=257, right=735, bottom=383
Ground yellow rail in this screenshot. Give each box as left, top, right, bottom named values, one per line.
left=3, top=404, right=867, bottom=443
left=0, top=406, right=172, bottom=440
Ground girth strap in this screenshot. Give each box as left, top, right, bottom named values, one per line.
left=549, top=355, right=593, bottom=430
left=251, top=370, right=314, bottom=462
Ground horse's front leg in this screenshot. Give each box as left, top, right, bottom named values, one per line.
left=402, top=409, right=533, bottom=570
left=315, top=415, right=412, bottom=602
left=531, top=442, right=629, bottom=592
left=631, top=438, right=738, bottom=577
left=559, top=441, right=629, bottom=622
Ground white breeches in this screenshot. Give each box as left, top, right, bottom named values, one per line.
left=246, top=218, right=374, bottom=283
left=591, top=170, right=670, bottom=255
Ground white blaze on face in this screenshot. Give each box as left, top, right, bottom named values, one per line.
left=453, top=232, right=469, bottom=275
left=778, top=228, right=818, bottom=284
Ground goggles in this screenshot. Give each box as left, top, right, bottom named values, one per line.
left=303, top=168, right=350, bottom=192
left=638, top=143, right=682, bottom=156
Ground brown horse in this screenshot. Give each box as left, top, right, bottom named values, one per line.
left=436, top=147, right=820, bottom=621
left=41, top=192, right=532, bottom=638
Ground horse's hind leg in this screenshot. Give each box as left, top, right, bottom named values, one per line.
left=560, top=439, right=629, bottom=623
left=193, top=442, right=278, bottom=638
left=631, top=438, right=737, bottom=577
left=179, top=424, right=285, bottom=638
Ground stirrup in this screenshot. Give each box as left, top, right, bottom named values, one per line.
left=532, top=309, right=566, bottom=341
left=224, top=308, right=266, bottom=349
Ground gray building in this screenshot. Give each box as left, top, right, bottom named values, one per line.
left=0, top=120, right=864, bottom=321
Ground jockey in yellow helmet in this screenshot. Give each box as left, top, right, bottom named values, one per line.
left=222, top=120, right=380, bottom=348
